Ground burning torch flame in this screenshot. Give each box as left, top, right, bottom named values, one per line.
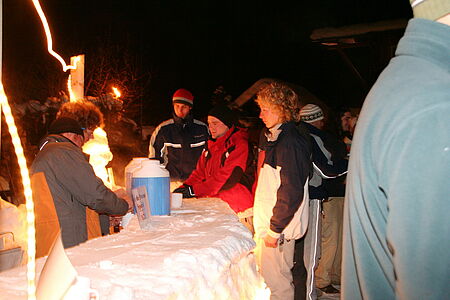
left=112, top=87, right=121, bottom=98
left=0, top=84, right=36, bottom=300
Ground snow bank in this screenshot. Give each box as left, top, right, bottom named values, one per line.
left=0, top=197, right=268, bottom=299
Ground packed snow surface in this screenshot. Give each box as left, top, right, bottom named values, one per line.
left=0, top=197, right=266, bottom=299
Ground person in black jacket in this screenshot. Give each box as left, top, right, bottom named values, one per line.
left=148, top=89, right=209, bottom=185
left=297, top=104, right=348, bottom=299
left=253, top=82, right=311, bottom=300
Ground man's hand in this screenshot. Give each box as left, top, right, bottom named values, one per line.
left=173, top=185, right=195, bottom=198
left=264, top=234, right=279, bottom=248
left=114, top=188, right=133, bottom=212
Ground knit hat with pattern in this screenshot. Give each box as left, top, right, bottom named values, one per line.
left=299, top=104, right=324, bottom=123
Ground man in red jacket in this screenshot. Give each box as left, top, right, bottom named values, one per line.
left=174, top=105, right=254, bottom=233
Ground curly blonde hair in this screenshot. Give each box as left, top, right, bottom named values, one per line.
left=255, top=81, right=302, bottom=122
left=57, top=101, right=104, bottom=130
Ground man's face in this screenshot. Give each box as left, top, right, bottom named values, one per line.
left=70, top=132, right=87, bottom=148
left=63, top=129, right=94, bottom=148
left=310, top=119, right=324, bottom=130
left=173, top=103, right=192, bottom=119
left=83, top=128, right=94, bottom=144
left=341, top=112, right=352, bottom=132
left=208, top=116, right=229, bottom=139
left=259, top=103, right=283, bottom=129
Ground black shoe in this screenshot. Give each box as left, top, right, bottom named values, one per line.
left=318, top=285, right=340, bottom=294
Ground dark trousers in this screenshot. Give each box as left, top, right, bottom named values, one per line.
left=293, top=236, right=307, bottom=300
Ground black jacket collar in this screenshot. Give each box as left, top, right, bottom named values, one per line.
left=173, top=112, right=194, bottom=126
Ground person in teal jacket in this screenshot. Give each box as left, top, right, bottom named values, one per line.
left=342, top=1, right=450, bottom=299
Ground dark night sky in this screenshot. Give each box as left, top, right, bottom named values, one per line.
left=3, top=0, right=412, bottom=125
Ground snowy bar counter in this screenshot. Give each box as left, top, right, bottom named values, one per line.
left=0, top=198, right=267, bottom=299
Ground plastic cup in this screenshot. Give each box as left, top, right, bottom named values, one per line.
left=171, top=193, right=183, bottom=208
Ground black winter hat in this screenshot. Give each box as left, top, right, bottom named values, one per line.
left=48, top=117, right=84, bottom=136
left=208, top=105, right=236, bottom=128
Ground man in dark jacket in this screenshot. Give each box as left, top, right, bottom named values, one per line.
left=253, top=82, right=311, bottom=300
left=148, top=89, right=209, bottom=184
left=298, top=104, right=348, bottom=299
left=31, top=117, right=130, bottom=248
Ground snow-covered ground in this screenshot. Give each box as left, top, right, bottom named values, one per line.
left=0, top=197, right=268, bottom=300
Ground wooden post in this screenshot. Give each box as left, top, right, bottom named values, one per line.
left=69, top=54, right=85, bottom=101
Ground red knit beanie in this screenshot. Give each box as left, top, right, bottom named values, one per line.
left=172, top=89, right=194, bottom=107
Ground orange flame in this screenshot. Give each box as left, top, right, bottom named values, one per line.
left=112, top=87, right=121, bottom=98
left=0, top=85, right=36, bottom=300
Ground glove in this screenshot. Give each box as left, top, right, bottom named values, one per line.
left=173, top=185, right=195, bottom=198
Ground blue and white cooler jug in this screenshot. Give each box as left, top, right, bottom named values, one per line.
left=131, top=159, right=170, bottom=215
left=124, top=157, right=149, bottom=200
